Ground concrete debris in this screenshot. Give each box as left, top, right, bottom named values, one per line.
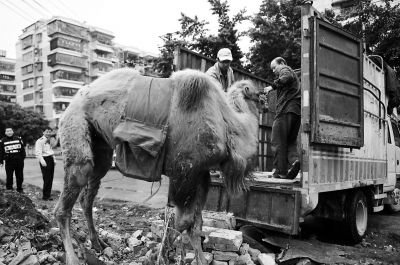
left=236, top=253, right=255, bottom=265
left=203, top=226, right=243, bottom=252
left=257, top=253, right=276, bottom=265
left=202, top=211, right=236, bottom=230
left=212, top=251, right=239, bottom=261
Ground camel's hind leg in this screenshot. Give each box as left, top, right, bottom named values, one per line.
left=79, top=137, right=113, bottom=252
left=54, top=117, right=95, bottom=265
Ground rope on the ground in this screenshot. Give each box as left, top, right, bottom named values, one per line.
left=141, top=179, right=162, bottom=204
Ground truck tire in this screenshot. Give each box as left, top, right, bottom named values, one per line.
left=386, top=188, right=400, bottom=213
left=344, top=191, right=368, bottom=243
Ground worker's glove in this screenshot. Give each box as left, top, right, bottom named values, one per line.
left=264, top=86, right=273, bottom=94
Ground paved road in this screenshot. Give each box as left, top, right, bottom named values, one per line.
left=0, top=158, right=169, bottom=209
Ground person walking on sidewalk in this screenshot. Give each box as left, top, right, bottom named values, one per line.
left=0, top=127, right=26, bottom=192
left=35, top=127, right=56, bottom=200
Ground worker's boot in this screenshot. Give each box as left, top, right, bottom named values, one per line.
left=286, top=160, right=300, bottom=180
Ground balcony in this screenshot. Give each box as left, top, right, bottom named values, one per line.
left=50, top=37, right=82, bottom=53
left=47, top=20, right=89, bottom=40
left=53, top=86, right=78, bottom=102
left=91, top=54, right=114, bottom=65
left=0, top=94, right=16, bottom=103
left=92, top=68, right=108, bottom=77
left=93, top=42, right=113, bottom=53
left=53, top=101, right=70, bottom=114
left=48, top=53, right=87, bottom=69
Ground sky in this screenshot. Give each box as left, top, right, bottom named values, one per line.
left=0, top=0, right=332, bottom=59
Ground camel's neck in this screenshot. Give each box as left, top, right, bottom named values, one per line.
left=227, top=95, right=259, bottom=137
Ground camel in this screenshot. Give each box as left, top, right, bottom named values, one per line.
left=54, top=68, right=265, bottom=265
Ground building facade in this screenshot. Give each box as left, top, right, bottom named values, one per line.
left=0, top=50, right=16, bottom=104
left=15, top=17, right=157, bottom=127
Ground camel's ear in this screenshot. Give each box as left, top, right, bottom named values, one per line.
left=243, top=86, right=250, bottom=97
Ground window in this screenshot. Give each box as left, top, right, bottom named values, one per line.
left=51, top=70, right=83, bottom=82
left=391, top=121, right=400, bottom=147
left=36, top=105, right=44, bottom=114
left=22, top=78, right=34, bottom=89
left=22, top=51, right=33, bottom=62
left=22, top=64, right=33, bottom=75
left=47, top=53, right=86, bottom=68
left=35, top=62, right=43, bottom=71
left=0, top=62, right=15, bottom=72
left=36, top=76, right=43, bottom=87
left=21, top=35, right=33, bottom=49
left=50, top=37, right=81, bottom=52
left=34, top=48, right=42, bottom=56
left=388, top=124, right=392, bottom=144
left=0, top=94, right=16, bottom=103
left=23, top=93, right=34, bottom=101
left=53, top=102, right=69, bottom=113
left=54, top=87, right=78, bottom=97
left=47, top=20, right=88, bottom=39
left=36, top=33, right=42, bottom=43
left=0, top=74, right=15, bottom=81
left=0, top=84, right=16, bottom=93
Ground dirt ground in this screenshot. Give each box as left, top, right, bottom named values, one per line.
left=1, top=181, right=400, bottom=265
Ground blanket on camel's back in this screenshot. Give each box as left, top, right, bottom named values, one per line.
left=113, top=75, right=174, bottom=182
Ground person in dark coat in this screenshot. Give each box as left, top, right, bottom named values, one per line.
left=265, top=57, right=301, bottom=179
left=0, top=127, right=26, bottom=192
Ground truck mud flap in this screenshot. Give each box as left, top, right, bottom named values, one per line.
left=204, top=180, right=301, bottom=235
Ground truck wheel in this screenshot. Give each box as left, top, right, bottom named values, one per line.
left=344, top=191, right=368, bottom=243
left=386, top=188, right=400, bottom=213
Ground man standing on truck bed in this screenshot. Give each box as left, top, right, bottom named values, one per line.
left=265, top=57, right=301, bottom=179
left=206, top=48, right=235, bottom=92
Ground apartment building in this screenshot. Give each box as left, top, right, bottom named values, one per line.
left=0, top=50, right=16, bottom=104
left=16, top=17, right=156, bottom=127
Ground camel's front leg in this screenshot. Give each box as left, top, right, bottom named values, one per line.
left=189, top=228, right=207, bottom=265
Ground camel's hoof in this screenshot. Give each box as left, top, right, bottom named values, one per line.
left=92, top=238, right=108, bottom=252
left=99, top=238, right=108, bottom=249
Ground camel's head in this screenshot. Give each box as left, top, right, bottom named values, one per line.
left=228, top=80, right=268, bottom=115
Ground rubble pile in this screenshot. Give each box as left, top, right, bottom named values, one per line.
left=1, top=183, right=400, bottom=265
left=150, top=210, right=277, bottom=265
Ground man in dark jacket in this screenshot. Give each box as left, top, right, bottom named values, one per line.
left=0, top=127, right=26, bottom=192
left=265, top=57, right=301, bottom=179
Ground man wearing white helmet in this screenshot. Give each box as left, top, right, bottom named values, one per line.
left=206, top=48, right=235, bottom=92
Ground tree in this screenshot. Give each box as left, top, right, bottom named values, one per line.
left=247, top=0, right=302, bottom=80
left=337, top=0, right=400, bottom=76
left=156, top=0, right=248, bottom=76
left=0, top=103, right=49, bottom=145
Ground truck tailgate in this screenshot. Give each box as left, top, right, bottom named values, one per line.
left=204, top=174, right=302, bottom=235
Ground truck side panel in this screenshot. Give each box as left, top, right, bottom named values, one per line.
left=307, top=55, right=387, bottom=193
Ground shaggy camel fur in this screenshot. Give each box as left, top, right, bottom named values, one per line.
left=54, top=68, right=263, bottom=265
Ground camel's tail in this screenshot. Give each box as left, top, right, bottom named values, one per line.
left=172, top=69, right=214, bottom=111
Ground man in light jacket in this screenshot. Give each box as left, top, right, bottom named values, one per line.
left=206, top=48, right=235, bottom=92
left=35, top=127, right=56, bottom=200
